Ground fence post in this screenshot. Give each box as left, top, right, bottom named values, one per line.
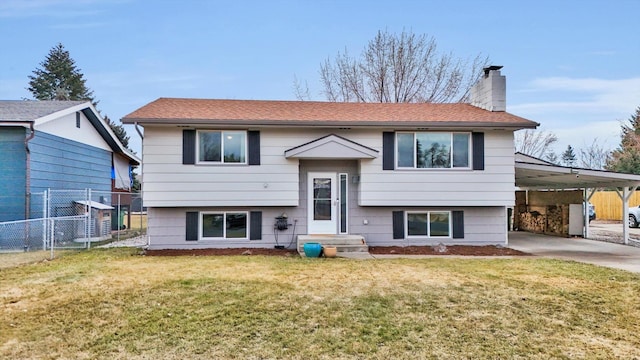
left=41, top=191, right=47, bottom=250
left=49, top=218, right=54, bottom=260
left=87, top=188, right=92, bottom=249
left=117, top=192, right=121, bottom=241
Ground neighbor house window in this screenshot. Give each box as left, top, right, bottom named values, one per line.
left=197, top=130, right=246, bottom=164
left=200, top=212, right=247, bottom=239
left=406, top=211, right=451, bottom=237
left=397, top=132, right=470, bottom=169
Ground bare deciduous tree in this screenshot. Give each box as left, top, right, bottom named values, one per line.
left=515, top=129, right=558, bottom=158
left=293, top=74, right=311, bottom=101
left=317, top=30, right=488, bottom=103
left=579, top=139, right=611, bottom=169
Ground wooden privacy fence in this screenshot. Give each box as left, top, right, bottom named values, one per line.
left=590, top=191, right=640, bottom=221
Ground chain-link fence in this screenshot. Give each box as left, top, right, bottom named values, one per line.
left=0, top=189, right=145, bottom=264
left=0, top=218, right=48, bottom=252
left=93, top=190, right=146, bottom=242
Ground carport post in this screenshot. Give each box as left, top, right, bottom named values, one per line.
left=616, top=186, right=637, bottom=245
left=584, top=188, right=596, bottom=239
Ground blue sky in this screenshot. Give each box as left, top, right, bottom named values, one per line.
left=1, top=0, right=639, bottom=157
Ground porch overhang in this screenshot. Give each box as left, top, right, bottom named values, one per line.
left=284, top=134, right=379, bottom=159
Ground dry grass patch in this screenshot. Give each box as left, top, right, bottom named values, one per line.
left=1, top=249, right=640, bottom=359
left=0, top=250, right=80, bottom=270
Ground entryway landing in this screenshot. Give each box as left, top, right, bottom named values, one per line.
left=297, top=234, right=368, bottom=256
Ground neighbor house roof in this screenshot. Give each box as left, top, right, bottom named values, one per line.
left=0, top=100, right=86, bottom=121
left=0, top=100, right=139, bottom=165
left=122, top=98, right=538, bottom=129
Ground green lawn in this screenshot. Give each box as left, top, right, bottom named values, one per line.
left=1, top=249, right=640, bottom=359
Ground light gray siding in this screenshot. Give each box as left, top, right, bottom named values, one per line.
left=143, top=126, right=514, bottom=249
left=148, top=207, right=301, bottom=250
left=348, top=206, right=507, bottom=246
left=147, top=156, right=507, bottom=249
left=147, top=206, right=507, bottom=249
left=143, top=127, right=514, bottom=208
left=142, top=127, right=302, bottom=207
left=359, top=130, right=516, bottom=206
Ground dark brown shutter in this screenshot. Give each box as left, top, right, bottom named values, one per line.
left=383, top=132, right=395, bottom=170
left=392, top=211, right=404, bottom=239
left=452, top=211, right=464, bottom=239
left=472, top=132, right=484, bottom=170
left=183, top=130, right=196, bottom=165
left=186, top=212, right=199, bottom=241
left=250, top=211, right=262, bottom=240
left=248, top=131, right=260, bottom=165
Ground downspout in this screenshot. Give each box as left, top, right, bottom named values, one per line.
left=134, top=122, right=144, bottom=193
left=24, top=122, right=35, bottom=220
left=23, top=122, right=35, bottom=251
left=134, top=122, right=147, bottom=247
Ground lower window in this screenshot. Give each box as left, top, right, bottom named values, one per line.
left=407, top=211, right=451, bottom=237
left=201, top=212, right=247, bottom=239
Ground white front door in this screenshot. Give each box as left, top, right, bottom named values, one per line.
left=308, top=172, right=338, bottom=234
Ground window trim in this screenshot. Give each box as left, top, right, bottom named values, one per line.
left=339, top=173, right=348, bottom=234
left=199, top=211, right=249, bottom=240
left=405, top=210, right=452, bottom=238
left=196, top=130, right=248, bottom=165
left=395, top=131, right=471, bottom=170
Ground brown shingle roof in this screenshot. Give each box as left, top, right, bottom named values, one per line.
left=122, top=98, right=538, bottom=129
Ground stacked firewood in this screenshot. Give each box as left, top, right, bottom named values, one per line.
left=545, top=205, right=569, bottom=235
left=519, top=210, right=546, bottom=233
left=519, top=205, right=569, bottom=236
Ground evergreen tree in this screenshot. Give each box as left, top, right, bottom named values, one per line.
left=545, top=152, right=559, bottom=164
left=28, top=43, right=132, bottom=150
left=104, top=115, right=130, bottom=149
left=561, top=145, right=577, bottom=166
left=28, top=43, right=94, bottom=101
left=607, top=107, right=640, bottom=174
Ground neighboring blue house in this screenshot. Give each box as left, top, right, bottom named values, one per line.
left=0, top=100, right=139, bottom=222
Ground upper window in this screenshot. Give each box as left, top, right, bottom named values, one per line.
left=397, top=132, right=470, bottom=169
left=197, top=130, right=246, bottom=164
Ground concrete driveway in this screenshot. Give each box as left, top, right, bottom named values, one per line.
left=508, top=231, right=640, bottom=273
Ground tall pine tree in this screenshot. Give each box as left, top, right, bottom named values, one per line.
left=28, top=43, right=94, bottom=101
left=561, top=145, right=577, bottom=167
left=607, top=107, right=640, bottom=174
left=28, top=43, right=130, bottom=149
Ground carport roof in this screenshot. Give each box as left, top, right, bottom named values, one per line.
left=515, top=153, right=640, bottom=189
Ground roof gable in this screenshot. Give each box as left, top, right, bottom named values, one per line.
left=122, top=98, right=538, bottom=129
left=285, top=134, right=379, bottom=159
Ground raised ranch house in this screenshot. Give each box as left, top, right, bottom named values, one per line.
left=0, top=100, right=139, bottom=222
left=122, top=67, right=538, bottom=250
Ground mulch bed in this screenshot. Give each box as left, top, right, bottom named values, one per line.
left=145, top=245, right=529, bottom=257
left=369, top=245, right=529, bottom=256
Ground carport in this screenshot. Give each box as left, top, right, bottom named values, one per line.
left=515, top=153, right=640, bottom=245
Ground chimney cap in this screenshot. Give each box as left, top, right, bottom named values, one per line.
left=483, top=65, right=503, bottom=76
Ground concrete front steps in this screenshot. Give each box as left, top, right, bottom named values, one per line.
left=297, top=234, right=368, bottom=256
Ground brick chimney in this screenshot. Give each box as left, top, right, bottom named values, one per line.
left=470, top=65, right=506, bottom=112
